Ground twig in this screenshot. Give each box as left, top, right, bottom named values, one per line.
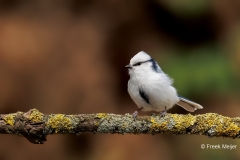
left=0, top=109, right=240, bottom=144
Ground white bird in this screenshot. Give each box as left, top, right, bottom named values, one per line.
left=126, top=51, right=203, bottom=118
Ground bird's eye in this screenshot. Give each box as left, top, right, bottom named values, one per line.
left=134, top=62, right=141, bottom=66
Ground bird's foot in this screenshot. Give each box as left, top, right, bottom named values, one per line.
left=132, top=107, right=143, bottom=120
left=159, top=107, right=167, bottom=118
left=132, top=111, right=138, bottom=120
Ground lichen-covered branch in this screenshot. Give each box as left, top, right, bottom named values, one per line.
left=0, top=109, right=240, bottom=144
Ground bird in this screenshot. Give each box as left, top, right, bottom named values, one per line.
left=126, top=51, right=203, bottom=119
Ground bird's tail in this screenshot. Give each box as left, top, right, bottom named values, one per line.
left=176, top=96, right=203, bottom=112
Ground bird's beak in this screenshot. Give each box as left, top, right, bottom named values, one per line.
left=125, top=64, right=132, bottom=69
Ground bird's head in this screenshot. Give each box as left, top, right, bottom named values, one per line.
left=126, top=51, right=161, bottom=76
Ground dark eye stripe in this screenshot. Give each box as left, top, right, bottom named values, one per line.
left=132, top=58, right=161, bottom=72
left=133, top=62, right=142, bottom=66
left=133, top=59, right=151, bottom=67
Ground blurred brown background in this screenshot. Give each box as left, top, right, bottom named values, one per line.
left=0, top=0, right=240, bottom=160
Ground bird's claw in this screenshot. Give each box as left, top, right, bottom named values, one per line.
left=132, top=111, right=138, bottom=120
left=159, top=107, right=167, bottom=118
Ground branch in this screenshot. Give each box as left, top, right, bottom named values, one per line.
left=0, top=109, right=240, bottom=144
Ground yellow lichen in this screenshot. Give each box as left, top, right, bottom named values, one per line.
left=171, top=114, right=196, bottom=131
left=150, top=117, right=167, bottom=131
left=222, top=119, right=240, bottom=136
left=195, top=113, right=217, bottom=131
left=95, top=113, right=108, bottom=126
left=150, top=117, right=156, bottom=124
left=194, top=113, right=240, bottom=137
left=46, top=114, right=74, bottom=133
left=29, top=109, right=44, bottom=123
left=3, top=114, right=16, bottom=126
left=96, top=113, right=107, bottom=119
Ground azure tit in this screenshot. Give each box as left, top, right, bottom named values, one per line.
left=126, top=51, right=203, bottom=119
